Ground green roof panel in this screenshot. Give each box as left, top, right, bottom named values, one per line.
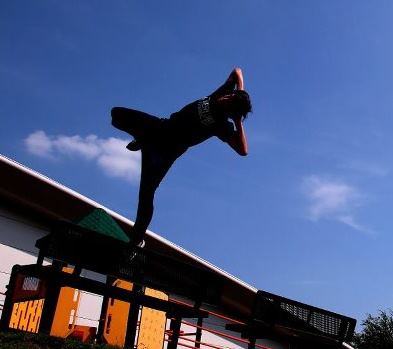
left=76, top=208, right=130, bottom=242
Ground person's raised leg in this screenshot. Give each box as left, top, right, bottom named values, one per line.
left=111, top=107, right=159, bottom=142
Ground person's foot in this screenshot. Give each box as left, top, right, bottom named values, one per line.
left=126, top=140, right=141, bottom=151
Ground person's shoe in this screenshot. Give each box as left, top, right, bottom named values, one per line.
left=126, top=140, right=141, bottom=151
left=136, top=239, right=145, bottom=248
left=127, top=235, right=145, bottom=248
left=128, top=239, right=145, bottom=262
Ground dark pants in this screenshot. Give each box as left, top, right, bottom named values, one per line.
left=111, top=107, right=183, bottom=243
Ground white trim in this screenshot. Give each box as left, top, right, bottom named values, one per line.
left=0, top=154, right=257, bottom=293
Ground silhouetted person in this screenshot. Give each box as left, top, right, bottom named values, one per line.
left=111, top=68, right=252, bottom=246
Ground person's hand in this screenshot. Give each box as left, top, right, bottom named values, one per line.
left=229, top=67, right=241, bottom=81
left=231, top=67, right=244, bottom=90
left=233, top=67, right=242, bottom=75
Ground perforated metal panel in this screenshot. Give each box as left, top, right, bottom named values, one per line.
left=254, top=290, right=356, bottom=342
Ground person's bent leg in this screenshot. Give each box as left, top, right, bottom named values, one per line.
left=130, top=147, right=178, bottom=244
left=132, top=184, right=155, bottom=243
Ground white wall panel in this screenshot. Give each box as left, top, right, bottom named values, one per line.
left=0, top=206, right=48, bottom=254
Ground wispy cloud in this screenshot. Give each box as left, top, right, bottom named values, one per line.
left=338, top=160, right=389, bottom=177
left=25, top=130, right=141, bottom=183
left=301, top=175, right=374, bottom=235
left=336, top=215, right=372, bottom=235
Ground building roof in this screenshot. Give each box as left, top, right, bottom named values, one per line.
left=0, top=154, right=257, bottom=314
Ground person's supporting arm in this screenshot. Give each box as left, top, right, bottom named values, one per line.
left=227, top=117, right=248, bottom=156
left=211, top=67, right=245, bottom=97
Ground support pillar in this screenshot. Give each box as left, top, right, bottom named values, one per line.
left=38, top=262, right=63, bottom=334
left=0, top=265, right=19, bottom=331
left=167, top=317, right=182, bottom=349
left=124, top=284, right=143, bottom=348
left=248, top=337, right=256, bottom=349
left=96, top=276, right=114, bottom=344
left=195, top=317, right=203, bottom=348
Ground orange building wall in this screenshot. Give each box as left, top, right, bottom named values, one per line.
left=137, top=288, right=168, bottom=349
left=103, top=279, right=133, bottom=346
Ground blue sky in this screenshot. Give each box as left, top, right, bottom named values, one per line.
left=1, top=1, right=393, bottom=329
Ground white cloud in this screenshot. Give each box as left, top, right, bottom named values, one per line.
left=302, top=175, right=373, bottom=234
left=25, top=130, right=141, bottom=183
left=96, top=137, right=141, bottom=181
left=25, top=130, right=53, bottom=158
left=54, top=134, right=101, bottom=159
left=336, top=215, right=374, bottom=235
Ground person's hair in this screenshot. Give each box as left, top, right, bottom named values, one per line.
left=232, top=90, right=252, bottom=119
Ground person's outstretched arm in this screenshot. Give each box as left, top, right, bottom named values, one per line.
left=227, top=68, right=248, bottom=155
left=227, top=117, right=248, bottom=156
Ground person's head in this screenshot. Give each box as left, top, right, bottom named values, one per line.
left=217, top=90, right=252, bottom=120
